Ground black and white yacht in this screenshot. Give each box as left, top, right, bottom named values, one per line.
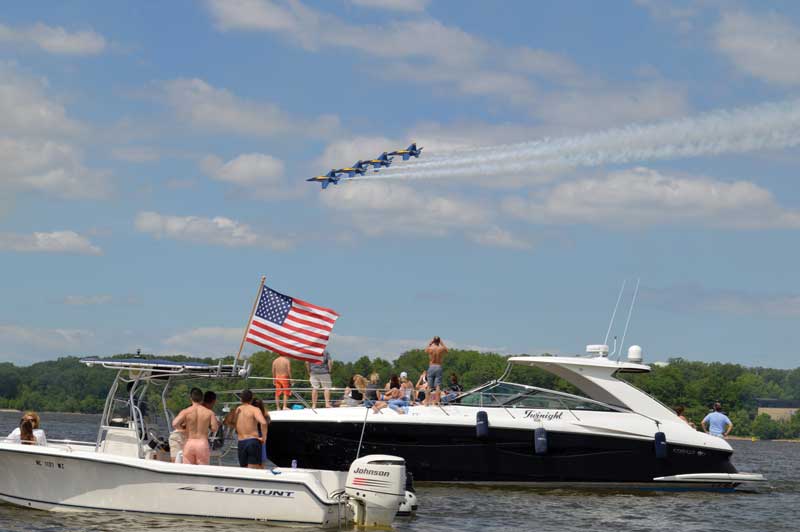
left=266, top=345, right=764, bottom=490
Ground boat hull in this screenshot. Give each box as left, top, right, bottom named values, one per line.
left=266, top=420, right=737, bottom=485
left=0, top=444, right=346, bottom=527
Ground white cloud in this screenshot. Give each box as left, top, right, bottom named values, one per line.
left=469, top=226, right=532, bottom=250
left=111, top=146, right=160, bottom=163
left=714, top=11, right=800, bottom=86
left=205, top=1, right=688, bottom=127
left=502, top=167, right=800, bottom=229
left=315, top=136, right=397, bottom=169
left=201, top=152, right=303, bottom=199
left=134, top=211, right=293, bottom=250
left=349, top=0, right=429, bottom=12
left=63, top=295, right=113, bottom=306
left=162, top=78, right=339, bottom=138
left=0, top=324, right=97, bottom=364
left=320, top=181, right=490, bottom=237
left=0, top=64, right=109, bottom=199
left=634, top=0, right=700, bottom=33
left=0, top=64, right=82, bottom=136
left=0, top=230, right=102, bottom=255
left=0, top=22, right=106, bottom=55
left=532, top=82, right=690, bottom=130
left=0, top=137, right=110, bottom=199
left=162, top=327, right=243, bottom=357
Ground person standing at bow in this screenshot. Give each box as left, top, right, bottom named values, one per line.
left=306, top=350, right=333, bottom=409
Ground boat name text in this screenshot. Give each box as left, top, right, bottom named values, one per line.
left=213, top=486, right=295, bottom=497
left=523, top=411, right=564, bottom=421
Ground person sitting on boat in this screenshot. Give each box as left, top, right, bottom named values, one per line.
left=5, top=411, right=47, bottom=445
left=363, top=372, right=381, bottom=408
left=171, top=387, right=219, bottom=465
left=340, top=375, right=366, bottom=407
left=372, top=374, right=407, bottom=414
left=701, top=402, right=733, bottom=438
left=415, top=370, right=428, bottom=403
left=442, top=373, right=463, bottom=404
left=252, top=398, right=270, bottom=468
left=272, top=355, right=292, bottom=411
left=399, top=372, right=415, bottom=405
left=424, top=336, right=448, bottom=405
left=230, top=389, right=269, bottom=469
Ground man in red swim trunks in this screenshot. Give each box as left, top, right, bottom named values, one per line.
left=272, top=355, right=292, bottom=410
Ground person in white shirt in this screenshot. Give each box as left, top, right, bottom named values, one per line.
left=6, top=411, right=47, bottom=445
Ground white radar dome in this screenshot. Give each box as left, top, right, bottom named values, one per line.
left=627, top=345, right=643, bottom=363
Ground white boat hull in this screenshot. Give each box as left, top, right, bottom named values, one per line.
left=0, top=443, right=348, bottom=527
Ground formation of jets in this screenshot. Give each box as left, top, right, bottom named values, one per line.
left=306, top=143, right=423, bottom=189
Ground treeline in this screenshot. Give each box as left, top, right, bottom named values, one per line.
left=1, top=352, right=799, bottom=439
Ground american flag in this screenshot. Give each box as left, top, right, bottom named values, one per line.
left=245, top=285, right=339, bottom=363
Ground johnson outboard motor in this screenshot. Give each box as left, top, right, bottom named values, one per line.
left=346, top=455, right=407, bottom=528
left=397, top=472, right=418, bottom=517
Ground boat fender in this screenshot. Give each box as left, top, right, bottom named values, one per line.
left=476, top=411, right=489, bottom=439
left=654, top=431, right=668, bottom=459
left=534, top=427, right=548, bottom=454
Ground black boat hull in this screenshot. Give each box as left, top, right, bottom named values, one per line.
left=266, top=420, right=737, bottom=483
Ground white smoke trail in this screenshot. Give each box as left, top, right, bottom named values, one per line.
left=355, top=98, right=800, bottom=181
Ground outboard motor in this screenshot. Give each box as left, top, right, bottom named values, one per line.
left=534, top=427, right=548, bottom=455
left=476, top=410, right=490, bottom=439
left=346, top=455, right=407, bottom=528
left=398, top=472, right=418, bottom=517
left=654, top=431, right=668, bottom=459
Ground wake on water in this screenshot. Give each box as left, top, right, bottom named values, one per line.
left=352, top=98, right=800, bottom=181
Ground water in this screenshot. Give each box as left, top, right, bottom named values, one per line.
left=1, top=411, right=798, bottom=531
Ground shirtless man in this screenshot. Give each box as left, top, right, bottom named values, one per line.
left=425, top=336, right=448, bottom=405
left=232, top=389, right=268, bottom=469
left=171, top=387, right=218, bottom=465
left=272, top=355, right=292, bottom=410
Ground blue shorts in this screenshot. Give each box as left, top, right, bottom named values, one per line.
left=238, top=438, right=262, bottom=467
left=427, top=365, right=443, bottom=389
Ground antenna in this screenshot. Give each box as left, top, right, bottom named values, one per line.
left=618, top=278, right=640, bottom=361
left=604, top=280, right=627, bottom=347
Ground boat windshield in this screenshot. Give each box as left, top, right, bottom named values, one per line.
left=455, top=382, right=623, bottom=412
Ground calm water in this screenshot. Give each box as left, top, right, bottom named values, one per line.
left=1, top=411, right=798, bottom=531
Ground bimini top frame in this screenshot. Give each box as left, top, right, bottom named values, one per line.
left=80, top=357, right=251, bottom=379
left=80, top=357, right=250, bottom=458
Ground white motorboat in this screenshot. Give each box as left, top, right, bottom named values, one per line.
left=0, top=358, right=414, bottom=528
left=264, top=345, right=766, bottom=491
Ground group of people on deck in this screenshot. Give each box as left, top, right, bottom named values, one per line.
left=330, top=336, right=463, bottom=413
left=169, top=387, right=270, bottom=468
left=268, top=335, right=462, bottom=412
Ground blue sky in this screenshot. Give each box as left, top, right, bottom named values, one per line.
left=2, top=0, right=800, bottom=368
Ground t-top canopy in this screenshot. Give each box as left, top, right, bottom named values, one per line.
left=80, top=357, right=250, bottom=378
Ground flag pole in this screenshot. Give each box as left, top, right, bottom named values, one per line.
left=234, top=275, right=266, bottom=367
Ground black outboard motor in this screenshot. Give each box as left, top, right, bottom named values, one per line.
left=654, top=431, right=668, bottom=459
left=534, top=427, right=548, bottom=454
left=476, top=411, right=490, bottom=439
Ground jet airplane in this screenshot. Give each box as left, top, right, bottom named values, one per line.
left=306, top=170, right=343, bottom=190
left=335, top=160, right=369, bottom=177
left=365, top=152, right=393, bottom=170
left=388, top=142, right=423, bottom=161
